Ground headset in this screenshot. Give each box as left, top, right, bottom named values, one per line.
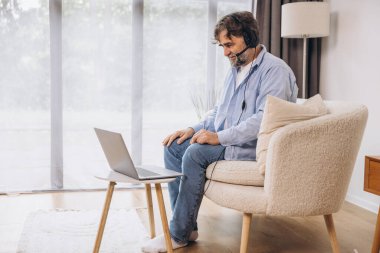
left=229, top=14, right=259, bottom=49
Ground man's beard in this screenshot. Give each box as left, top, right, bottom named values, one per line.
left=229, top=50, right=249, bottom=67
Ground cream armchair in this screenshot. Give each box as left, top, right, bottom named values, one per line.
left=204, top=101, right=368, bottom=253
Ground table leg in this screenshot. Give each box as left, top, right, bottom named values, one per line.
left=93, top=181, right=116, bottom=253
left=155, top=183, right=173, bottom=253
left=145, top=184, right=156, bottom=238
left=371, top=205, right=380, bottom=253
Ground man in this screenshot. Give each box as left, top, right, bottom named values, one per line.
left=142, top=11, right=298, bottom=252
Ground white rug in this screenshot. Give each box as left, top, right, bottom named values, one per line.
left=17, top=209, right=148, bottom=253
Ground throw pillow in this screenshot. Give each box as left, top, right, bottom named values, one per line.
left=256, top=94, right=328, bottom=175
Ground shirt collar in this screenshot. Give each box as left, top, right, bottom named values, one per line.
left=253, top=44, right=266, bottom=67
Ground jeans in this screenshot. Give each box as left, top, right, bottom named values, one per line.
left=164, top=138, right=225, bottom=243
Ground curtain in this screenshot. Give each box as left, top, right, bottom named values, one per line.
left=255, top=0, right=322, bottom=98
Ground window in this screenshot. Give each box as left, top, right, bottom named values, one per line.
left=0, top=0, right=252, bottom=192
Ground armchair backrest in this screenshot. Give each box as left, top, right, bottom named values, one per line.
left=264, top=101, right=368, bottom=216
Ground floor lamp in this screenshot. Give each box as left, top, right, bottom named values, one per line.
left=281, top=2, right=330, bottom=98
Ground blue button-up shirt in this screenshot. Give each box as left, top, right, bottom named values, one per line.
left=192, top=45, right=298, bottom=161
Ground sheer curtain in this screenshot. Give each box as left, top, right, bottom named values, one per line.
left=0, top=0, right=252, bottom=193
left=0, top=0, right=51, bottom=192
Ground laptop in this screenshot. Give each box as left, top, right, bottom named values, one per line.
left=94, top=128, right=183, bottom=180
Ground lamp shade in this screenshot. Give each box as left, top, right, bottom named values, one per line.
left=281, top=2, right=330, bottom=38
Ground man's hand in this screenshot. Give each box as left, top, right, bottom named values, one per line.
left=162, top=127, right=195, bottom=146
left=190, top=129, right=220, bottom=145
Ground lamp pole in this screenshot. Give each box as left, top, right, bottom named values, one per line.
left=302, top=35, right=309, bottom=99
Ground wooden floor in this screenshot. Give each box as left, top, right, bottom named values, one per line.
left=0, top=188, right=377, bottom=253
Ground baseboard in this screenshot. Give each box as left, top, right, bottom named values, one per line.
left=346, top=194, right=379, bottom=213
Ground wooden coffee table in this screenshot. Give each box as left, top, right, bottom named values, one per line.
left=92, top=171, right=177, bottom=253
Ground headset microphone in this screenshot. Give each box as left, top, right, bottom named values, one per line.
left=234, top=46, right=250, bottom=58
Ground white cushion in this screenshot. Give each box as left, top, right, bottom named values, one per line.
left=206, top=160, right=264, bottom=186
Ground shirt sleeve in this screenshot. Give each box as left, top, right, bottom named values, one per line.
left=217, top=65, right=295, bottom=146
left=191, top=106, right=218, bottom=133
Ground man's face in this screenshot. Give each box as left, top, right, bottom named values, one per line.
left=218, top=29, right=249, bottom=67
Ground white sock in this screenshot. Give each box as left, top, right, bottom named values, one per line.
left=189, top=230, right=199, bottom=241
left=141, top=234, right=187, bottom=253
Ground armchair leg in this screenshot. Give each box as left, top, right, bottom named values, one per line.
left=324, top=214, right=341, bottom=253
left=240, top=213, right=252, bottom=253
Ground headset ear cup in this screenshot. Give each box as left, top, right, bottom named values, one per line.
left=253, top=31, right=258, bottom=47
left=243, top=24, right=256, bottom=48
left=248, top=30, right=257, bottom=48
left=243, top=32, right=251, bottom=48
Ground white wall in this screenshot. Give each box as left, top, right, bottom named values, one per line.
left=320, top=0, right=380, bottom=213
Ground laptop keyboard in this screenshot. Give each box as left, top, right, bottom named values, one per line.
left=137, top=168, right=160, bottom=177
